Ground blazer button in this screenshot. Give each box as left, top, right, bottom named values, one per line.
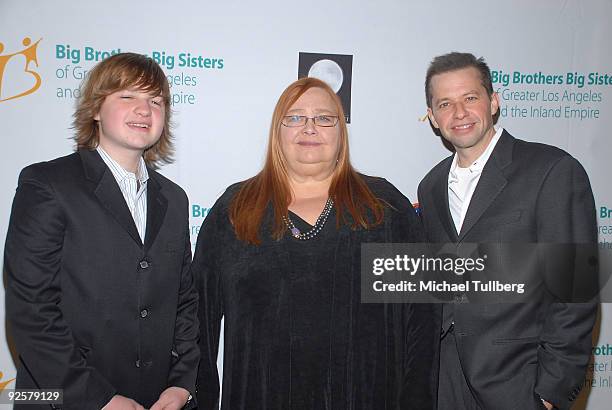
left=135, top=359, right=141, bottom=368
left=140, top=309, right=148, bottom=318
left=140, top=260, right=149, bottom=269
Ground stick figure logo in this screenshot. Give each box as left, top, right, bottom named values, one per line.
left=0, top=371, right=16, bottom=392
left=0, top=36, right=43, bottom=102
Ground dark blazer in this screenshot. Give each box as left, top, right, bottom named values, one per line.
left=417, top=131, right=597, bottom=410
left=4, top=150, right=199, bottom=410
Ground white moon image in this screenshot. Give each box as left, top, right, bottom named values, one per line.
left=308, top=59, right=344, bottom=93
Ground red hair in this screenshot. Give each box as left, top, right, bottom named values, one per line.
left=230, top=77, right=384, bottom=244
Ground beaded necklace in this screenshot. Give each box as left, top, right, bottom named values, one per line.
left=282, top=197, right=334, bottom=240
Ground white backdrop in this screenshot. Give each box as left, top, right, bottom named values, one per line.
left=1, top=1, right=611, bottom=408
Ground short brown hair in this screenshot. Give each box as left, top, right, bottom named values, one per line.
left=230, top=77, right=384, bottom=244
left=72, top=52, right=173, bottom=168
left=425, top=52, right=494, bottom=108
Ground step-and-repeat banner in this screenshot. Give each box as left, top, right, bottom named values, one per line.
left=1, top=1, right=611, bottom=408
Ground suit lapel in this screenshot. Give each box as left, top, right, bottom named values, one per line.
left=144, top=172, right=168, bottom=252
left=458, top=131, right=514, bottom=241
left=433, top=158, right=459, bottom=242
left=80, top=150, right=143, bottom=247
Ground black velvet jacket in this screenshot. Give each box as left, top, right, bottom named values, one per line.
left=192, top=175, right=439, bottom=409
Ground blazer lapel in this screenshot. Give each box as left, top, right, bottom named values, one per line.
left=80, top=150, right=143, bottom=247
left=458, top=131, right=514, bottom=241
left=144, top=172, right=168, bottom=252
left=433, top=158, right=459, bottom=242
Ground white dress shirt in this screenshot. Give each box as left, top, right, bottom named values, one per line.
left=448, top=127, right=503, bottom=234
left=97, top=147, right=149, bottom=241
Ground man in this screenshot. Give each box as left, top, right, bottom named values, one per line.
left=4, top=53, right=199, bottom=410
left=418, top=52, right=597, bottom=410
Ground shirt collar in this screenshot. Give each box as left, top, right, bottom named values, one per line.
left=96, top=146, right=149, bottom=184
left=449, top=127, right=504, bottom=179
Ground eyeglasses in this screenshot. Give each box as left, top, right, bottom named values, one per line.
left=281, top=115, right=339, bottom=127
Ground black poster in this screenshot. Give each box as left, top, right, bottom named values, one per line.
left=298, top=52, right=353, bottom=123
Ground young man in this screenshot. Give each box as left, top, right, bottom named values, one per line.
left=5, top=53, right=198, bottom=410
left=418, top=52, right=597, bottom=410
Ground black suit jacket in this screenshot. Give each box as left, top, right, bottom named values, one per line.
left=417, top=131, right=597, bottom=410
left=4, top=150, right=199, bottom=409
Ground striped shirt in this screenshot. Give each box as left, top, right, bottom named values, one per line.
left=97, top=147, right=149, bottom=242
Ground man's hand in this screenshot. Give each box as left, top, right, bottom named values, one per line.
left=101, top=395, right=145, bottom=410
left=542, top=400, right=554, bottom=410
left=149, top=386, right=191, bottom=410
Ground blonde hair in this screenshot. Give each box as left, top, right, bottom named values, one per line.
left=72, top=52, right=173, bottom=168
left=230, top=77, right=384, bottom=244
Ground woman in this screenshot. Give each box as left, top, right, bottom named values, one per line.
left=193, top=77, right=438, bottom=409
